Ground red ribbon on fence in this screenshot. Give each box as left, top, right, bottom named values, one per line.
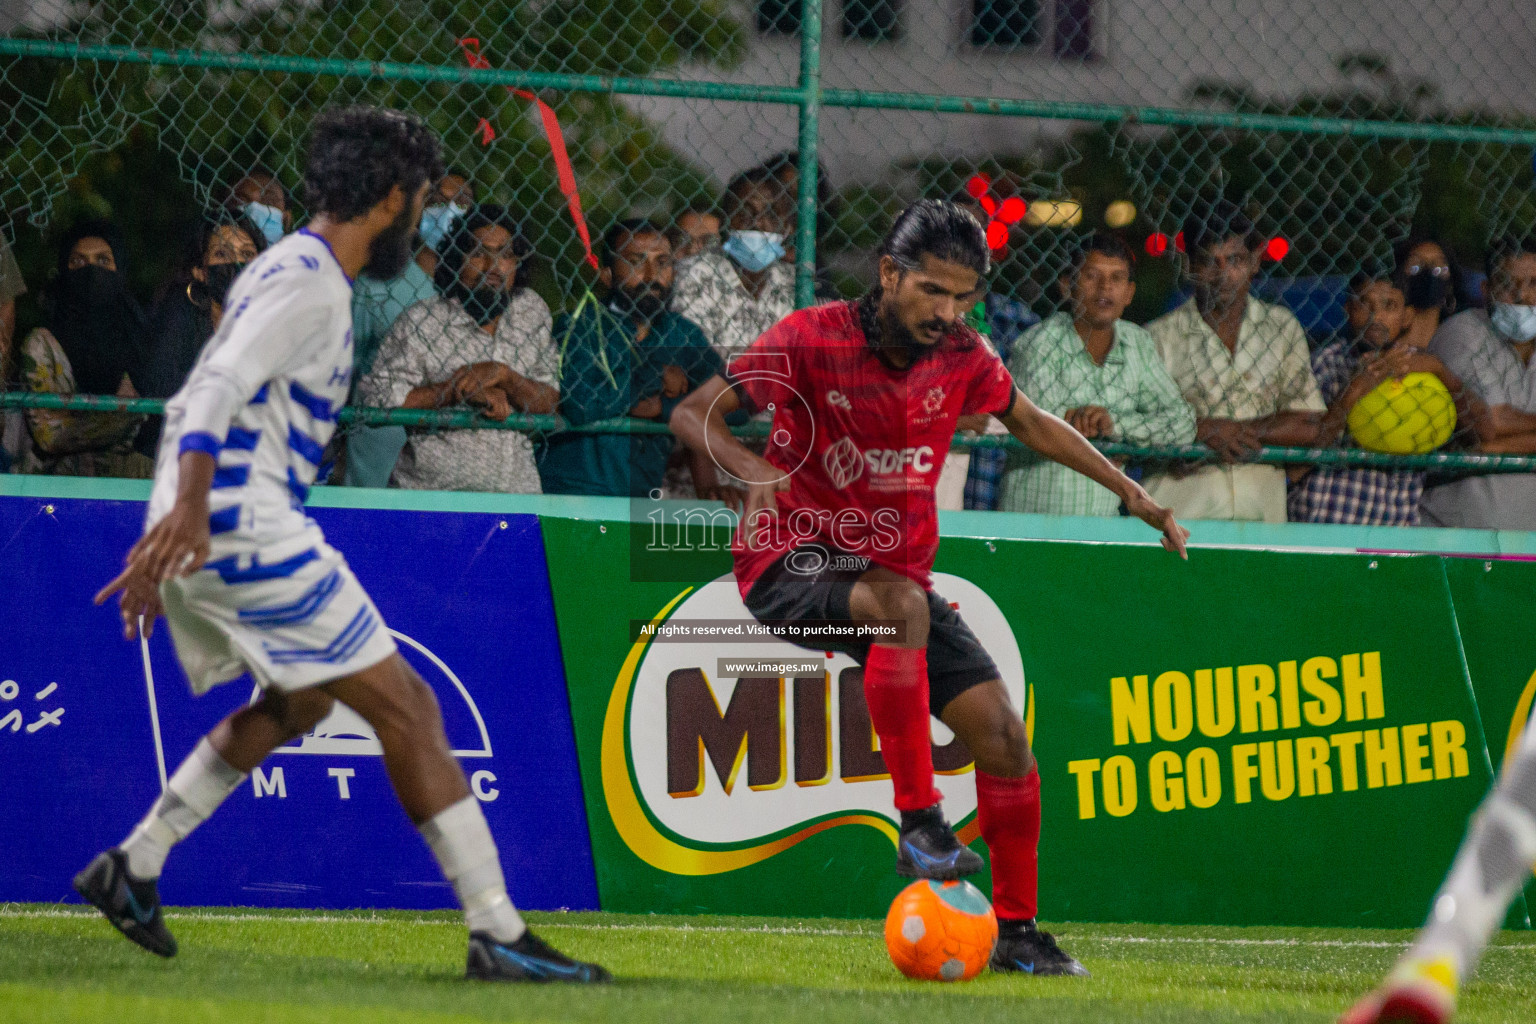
left=459, top=37, right=599, bottom=270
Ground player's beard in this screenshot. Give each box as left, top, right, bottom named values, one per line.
left=880, top=304, right=945, bottom=365
left=361, top=206, right=416, bottom=280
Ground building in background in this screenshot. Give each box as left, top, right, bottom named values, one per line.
left=626, top=0, right=1536, bottom=187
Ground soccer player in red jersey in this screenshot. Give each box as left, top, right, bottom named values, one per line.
left=672, top=200, right=1189, bottom=976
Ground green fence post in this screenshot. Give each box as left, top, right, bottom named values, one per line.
left=793, top=0, right=823, bottom=309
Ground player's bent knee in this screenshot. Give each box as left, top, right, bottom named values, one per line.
left=860, top=581, right=929, bottom=646
left=279, top=689, right=334, bottom=737
left=254, top=688, right=334, bottom=740
left=963, top=706, right=1033, bottom=777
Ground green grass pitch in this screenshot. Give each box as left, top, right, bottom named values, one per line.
left=1, top=906, right=1532, bottom=1023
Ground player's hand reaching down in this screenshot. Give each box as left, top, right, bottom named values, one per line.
left=739, top=454, right=793, bottom=545
left=95, top=449, right=216, bottom=640
left=94, top=498, right=211, bottom=639
left=1124, top=489, right=1190, bottom=560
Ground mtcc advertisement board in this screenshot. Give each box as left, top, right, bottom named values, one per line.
left=0, top=495, right=598, bottom=912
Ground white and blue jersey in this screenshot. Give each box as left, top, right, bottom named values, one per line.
left=151, top=230, right=355, bottom=546
left=149, top=230, right=397, bottom=694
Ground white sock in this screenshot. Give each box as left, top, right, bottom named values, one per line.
left=120, top=738, right=248, bottom=879
left=1407, top=737, right=1536, bottom=984
left=420, top=796, right=526, bottom=943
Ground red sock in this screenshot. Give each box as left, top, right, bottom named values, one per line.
left=976, top=767, right=1040, bottom=921
left=863, top=645, right=941, bottom=812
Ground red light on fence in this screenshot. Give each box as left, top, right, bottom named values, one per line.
left=1145, top=233, right=1170, bottom=256
left=1265, top=236, right=1290, bottom=261
left=1174, top=231, right=1186, bottom=253
left=998, top=196, right=1028, bottom=224
left=965, top=174, right=991, bottom=199
left=986, top=221, right=1010, bottom=250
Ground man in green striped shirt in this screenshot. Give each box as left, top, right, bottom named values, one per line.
left=1000, top=233, right=1196, bottom=516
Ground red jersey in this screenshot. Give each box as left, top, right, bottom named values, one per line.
left=726, top=301, right=1016, bottom=596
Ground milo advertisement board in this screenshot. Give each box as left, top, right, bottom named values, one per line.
left=541, top=513, right=1525, bottom=927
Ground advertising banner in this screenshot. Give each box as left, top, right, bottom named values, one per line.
left=543, top=515, right=1520, bottom=928
left=0, top=495, right=598, bottom=912
left=1441, top=556, right=1536, bottom=922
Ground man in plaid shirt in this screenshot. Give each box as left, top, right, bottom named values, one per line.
left=1288, top=271, right=1464, bottom=525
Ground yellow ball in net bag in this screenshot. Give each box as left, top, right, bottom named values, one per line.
left=1347, top=371, right=1457, bottom=455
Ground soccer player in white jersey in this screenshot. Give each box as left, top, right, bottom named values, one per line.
left=74, top=106, right=609, bottom=984
left=1342, top=718, right=1536, bottom=1023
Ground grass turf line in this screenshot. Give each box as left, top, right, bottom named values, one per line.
left=0, top=906, right=1532, bottom=1024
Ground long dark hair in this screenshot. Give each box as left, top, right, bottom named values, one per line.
left=859, top=199, right=990, bottom=349
left=880, top=199, right=990, bottom=277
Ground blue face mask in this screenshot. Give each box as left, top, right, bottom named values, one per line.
left=1490, top=303, right=1536, bottom=343
left=419, top=203, right=466, bottom=252
left=243, top=202, right=286, bottom=246
left=722, top=230, right=785, bottom=273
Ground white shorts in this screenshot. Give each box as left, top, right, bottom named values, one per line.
left=160, top=534, right=397, bottom=695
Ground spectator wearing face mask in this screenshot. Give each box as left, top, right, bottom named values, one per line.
left=342, top=172, right=478, bottom=487
left=356, top=204, right=559, bottom=494
left=17, top=219, right=153, bottom=477
left=1420, top=235, right=1536, bottom=530
left=226, top=169, right=291, bottom=247
left=352, top=171, right=479, bottom=377
left=138, top=213, right=267, bottom=455
left=761, top=149, right=839, bottom=301
left=143, top=213, right=266, bottom=398
left=539, top=219, right=726, bottom=497
left=412, top=168, right=477, bottom=279
left=1393, top=236, right=1466, bottom=351
left=671, top=164, right=796, bottom=362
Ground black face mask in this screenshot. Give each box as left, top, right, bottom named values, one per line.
left=361, top=203, right=416, bottom=280
left=1404, top=271, right=1450, bottom=311
left=193, top=262, right=247, bottom=308
left=48, top=264, right=146, bottom=395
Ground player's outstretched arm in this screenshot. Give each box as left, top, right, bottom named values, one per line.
left=94, top=450, right=217, bottom=639
left=670, top=376, right=786, bottom=521
left=998, top=388, right=1189, bottom=559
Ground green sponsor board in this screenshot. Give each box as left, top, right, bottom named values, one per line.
left=543, top=515, right=908, bottom=917
left=1441, top=556, right=1536, bottom=927
left=542, top=515, right=1518, bottom=927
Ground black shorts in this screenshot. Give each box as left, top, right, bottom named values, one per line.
left=742, top=546, right=1001, bottom=716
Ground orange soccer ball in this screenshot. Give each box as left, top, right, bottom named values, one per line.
left=883, top=879, right=998, bottom=981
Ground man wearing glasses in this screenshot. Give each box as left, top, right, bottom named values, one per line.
left=358, top=204, right=560, bottom=493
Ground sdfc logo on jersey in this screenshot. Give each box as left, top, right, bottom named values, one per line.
left=920, top=386, right=946, bottom=416
left=821, top=436, right=864, bottom=489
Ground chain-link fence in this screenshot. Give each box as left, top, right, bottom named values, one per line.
left=2, top=0, right=1536, bottom=526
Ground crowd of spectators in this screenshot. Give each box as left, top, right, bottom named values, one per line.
left=3, top=157, right=1536, bottom=532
